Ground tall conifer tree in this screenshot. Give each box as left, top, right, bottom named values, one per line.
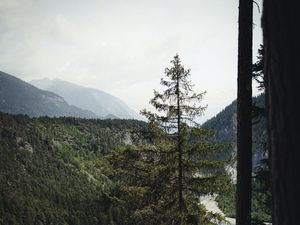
left=142, top=54, right=207, bottom=212
left=103, top=55, right=231, bottom=225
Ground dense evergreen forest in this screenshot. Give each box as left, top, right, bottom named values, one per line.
left=0, top=109, right=230, bottom=225
left=0, top=100, right=270, bottom=225
left=0, top=113, right=146, bottom=225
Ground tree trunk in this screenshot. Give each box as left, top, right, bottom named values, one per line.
left=263, top=1, right=300, bottom=224
left=236, top=0, right=253, bottom=225
left=176, top=74, right=183, bottom=212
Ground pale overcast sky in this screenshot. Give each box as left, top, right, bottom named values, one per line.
left=0, top=0, right=262, bottom=122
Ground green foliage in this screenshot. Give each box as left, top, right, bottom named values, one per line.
left=215, top=180, right=271, bottom=222
left=202, top=94, right=267, bottom=168
left=0, top=112, right=145, bottom=225
left=102, top=55, right=231, bottom=225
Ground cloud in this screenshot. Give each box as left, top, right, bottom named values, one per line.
left=0, top=0, right=262, bottom=121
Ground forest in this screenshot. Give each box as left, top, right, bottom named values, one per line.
left=0, top=113, right=146, bottom=225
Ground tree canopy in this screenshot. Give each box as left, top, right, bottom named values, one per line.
left=102, top=54, right=231, bottom=225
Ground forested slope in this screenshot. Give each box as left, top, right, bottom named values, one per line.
left=0, top=113, right=145, bottom=225
left=202, top=93, right=266, bottom=167
left=202, top=94, right=271, bottom=222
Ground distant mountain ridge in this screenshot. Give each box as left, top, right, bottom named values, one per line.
left=0, top=71, right=96, bottom=118
left=30, top=78, right=141, bottom=120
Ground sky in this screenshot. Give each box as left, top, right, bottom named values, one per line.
left=0, top=0, right=263, bottom=123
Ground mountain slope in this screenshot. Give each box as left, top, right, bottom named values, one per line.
left=0, top=71, right=96, bottom=118
left=203, top=95, right=271, bottom=222
left=31, top=78, right=140, bottom=119
left=202, top=94, right=267, bottom=167
left=0, top=112, right=146, bottom=225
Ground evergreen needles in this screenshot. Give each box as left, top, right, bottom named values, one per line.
left=102, top=55, right=232, bottom=225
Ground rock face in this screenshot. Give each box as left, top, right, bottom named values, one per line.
left=31, top=78, right=141, bottom=119
left=0, top=71, right=97, bottom=118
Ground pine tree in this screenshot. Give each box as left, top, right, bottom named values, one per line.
left=102, top=54, right=231, bottom=225
left=141, top=54, right=207, bottom=212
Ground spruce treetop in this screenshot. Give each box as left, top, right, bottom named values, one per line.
left=141, top=54, right=207, bottom=130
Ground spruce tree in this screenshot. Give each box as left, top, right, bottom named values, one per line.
left=102, top=54, right=231, bottom=225
left=141, top=54, right=207, bottom=212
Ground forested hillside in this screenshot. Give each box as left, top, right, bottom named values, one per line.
left=202, top=93, right=271, bottom=222
left=0, top=92, right=268, bottom=224
left=202, top=93, right=266, bottom=167
left=0, top=112, right=146, bottom=225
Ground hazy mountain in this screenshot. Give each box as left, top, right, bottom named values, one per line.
left=31, top=78, right=141, bottom=119
left=0, top=71, right=97, bottom=118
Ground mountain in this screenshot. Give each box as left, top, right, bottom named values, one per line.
left=0, top=71, right=97, bottom=118
left=202, top=93, right=267, bottom=168
left=30, top=78, right=141, bottom=119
